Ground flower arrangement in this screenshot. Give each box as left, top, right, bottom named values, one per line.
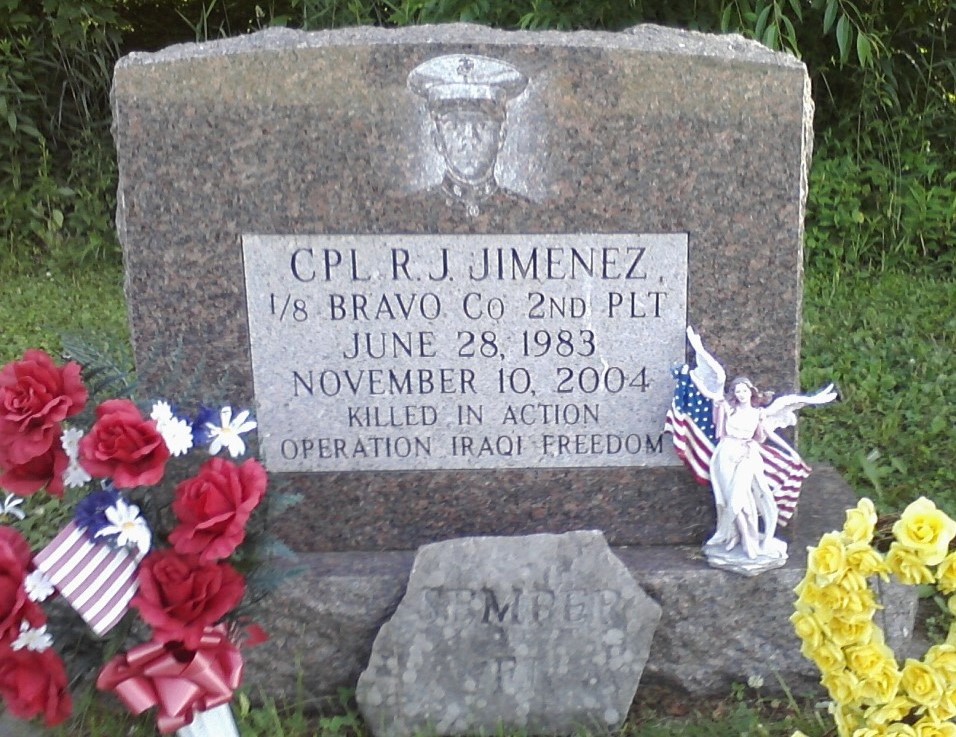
left=793, top=496, right=956, bottom=737
left=0, top=348, right=267, bottom=735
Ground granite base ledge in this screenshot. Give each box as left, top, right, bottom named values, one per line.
left=244, top=467, right=917, bottom=700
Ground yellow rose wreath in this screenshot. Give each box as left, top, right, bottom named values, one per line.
left=793, top=497, right=956, bottom=737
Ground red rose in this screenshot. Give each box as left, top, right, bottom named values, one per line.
left=169, top=458, right=267, bottom=563
left=0, top=644, right=72, bottom=726
left=0, top=527, right=44, bottom=643
left=0, top=349, right=86, bottom=466
left=132, top=550, right=244, bottom=649
left=78, top=399, right=170, bottom=488
left=0, top=425, right=68, bottom=497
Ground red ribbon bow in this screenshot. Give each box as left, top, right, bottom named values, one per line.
left=96, top=625, right=242, bottom=733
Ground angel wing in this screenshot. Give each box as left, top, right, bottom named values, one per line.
left=686, top=326, right=726, bottom=400
left=762, top=383, right=839, bottom=433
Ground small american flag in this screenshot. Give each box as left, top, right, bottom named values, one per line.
left=664, top=366, right=809, bottom=526
left=34, top=522, right=138, bottom=636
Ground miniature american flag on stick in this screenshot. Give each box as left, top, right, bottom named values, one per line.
left=34, top=522, right=139, bottom=636
left=664, top=366, right=809, bottom=526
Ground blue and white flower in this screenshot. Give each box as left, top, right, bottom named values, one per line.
left=151, top=400, right=194, bottom=457
left=0, top=493, right=25, bottom=521
left=201, top=406, right=257, bottom=458
left=94, top=497, right=151, bottom=559
left=12, top=622, right=53, bottom=653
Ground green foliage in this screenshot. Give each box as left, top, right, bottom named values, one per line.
left=0, top=0, right=122, bottom=270
left=806, top=121, right=956, bottom=273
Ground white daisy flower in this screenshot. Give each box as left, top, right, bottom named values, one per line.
left=150, top=400, right=174, bottom=425
left=0, top=493, right=25, bottom=521
left=63, top=461, right=92, bottom=489
left=61, top=426, right=85, bottom=461
left=24, top=570, right=55, bottom=602
left=12, top=622, right=53, bottom=653
left=151, top=401, right=194, bottom=457
left=94, top=498, right=151, bottom=558
left=60, top=427, right=92, bottom=489
left=206, top=406, right=257, bottom=458
left=160, top=416, right=194, bottom=456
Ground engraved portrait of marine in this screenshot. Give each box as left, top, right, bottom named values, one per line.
left=407, top=54, right=530, bottom=218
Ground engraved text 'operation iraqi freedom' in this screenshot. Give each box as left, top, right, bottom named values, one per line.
left=243, top=234, right=688, bottom=472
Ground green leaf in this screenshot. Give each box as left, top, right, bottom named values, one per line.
left=763, top=23, right=779, bottom=49
left=51, top=209, right=64, bottom=228
left=835, top=13, right=851, bottom=63
left=720, top=3, right=734, bottom=32
left=786, top=0, right=803, bottom=21
left=754, top=3, right=772, bottom=39
left=856, top=31, right=872, bottom=67
left=823, top=0, right=838, bottom=33
left=6, top=111, right=15, bottom=133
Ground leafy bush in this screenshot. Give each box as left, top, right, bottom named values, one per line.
left=0, top=0, right=122, bottom=270
left=806, top=119, right=956, bottom=273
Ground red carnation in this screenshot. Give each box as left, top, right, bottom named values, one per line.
left=169, top=458, right=267, bottom=563
left=0, top=425, right=68, bottom=497
left=0, top=349, right=87, bottom=466
left=0, top=527, right=44, bottom=643
left=78, top=399, right=170, bottom=488
left=0, top=644, right=72, bottom=726
left=132, top=550, right=245, bottom=649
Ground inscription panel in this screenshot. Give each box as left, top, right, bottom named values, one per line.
left=243, top=233, right=688, bottom=472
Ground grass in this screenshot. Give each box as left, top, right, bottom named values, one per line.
left=0, top=262, right=129, bottom=364
left=36, top=681, right=831, bottom=737
left=800, top=267, right=956, bottom=514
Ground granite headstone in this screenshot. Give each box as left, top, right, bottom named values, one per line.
left=356, top=531, right=660, bottom=737
left=112, top=23, right=812, bottom=550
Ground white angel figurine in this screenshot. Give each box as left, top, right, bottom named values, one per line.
left=684, top=326, right=837, bottom=569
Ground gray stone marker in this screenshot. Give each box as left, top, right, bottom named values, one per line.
left=356, top=531, right=660, bottom=737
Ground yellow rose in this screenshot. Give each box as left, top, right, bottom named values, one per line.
left=791, top=609, right=826, bottom=650
left=795, top=578, right=832, bottom=618
left=846, top=542, right=890, bottom=578
left=818, top=584, right=878, bottom=624
left=831, top=701, right=864, bottom=737
left=858, top=659, right=903, bottom=704
left=823, top=669, right=864, bottom=707
left=844, top=498, right=878, bottom=544
left=914, top=721, right=956, bottom=737
left=810, top=532, right=850, bottom=584
left=865, top=695, right=914, bottom=726
left=839, top=568, right=871, bottom=592
left=925, top=644, right=956, bottom=677
left=809, top=638, right=847, bottom=673
left=901, top=658, right=946, bottom=707
left=936, top=553, right=956, bottom=594
left=926, top=692, right=956, bottom=723
left=846, top=640, right=897, bottom=680
left=829, top=615, right=873, bottom=648
left=893, top=498, right=956, bottom=566
left=887, top=543, right=935, bottom=585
